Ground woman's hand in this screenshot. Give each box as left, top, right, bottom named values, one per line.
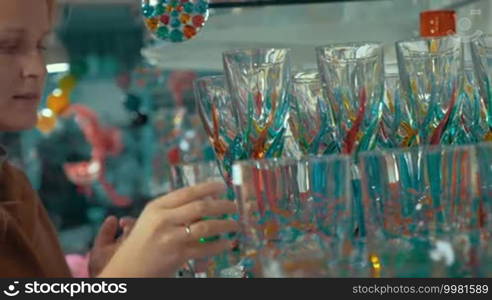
left=98, top=182, right=239, bottom=278
left=88, top=216, right=136, bottom=277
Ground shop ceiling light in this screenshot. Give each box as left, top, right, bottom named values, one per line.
left=46, top=63, right=70, bottom=74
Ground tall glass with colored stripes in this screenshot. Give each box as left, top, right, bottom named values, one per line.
left=396, top=36, right=463, bottom=146
left=316, top=42, right=384, bottom=155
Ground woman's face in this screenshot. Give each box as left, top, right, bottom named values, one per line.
left=0, top=0, right=50, bottom=131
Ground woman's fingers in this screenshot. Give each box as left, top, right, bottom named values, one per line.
left=93, top=215, right=118, bottom=247
left=186, top=219, right=240, bottom=241
left=119, top=217, right=136, bottom=229
left=153, top=181, right=227, bottom=209
left=119, top=217, right=137, bottom=240
left=169, top=199, right=237, bottom=225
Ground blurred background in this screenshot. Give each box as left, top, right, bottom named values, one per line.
left=0, top=0, right=489, bottom=258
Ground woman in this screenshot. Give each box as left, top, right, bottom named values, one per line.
left=0, top=0, right=239, bottom=277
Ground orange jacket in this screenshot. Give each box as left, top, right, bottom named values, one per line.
left=0, top=159, right=71, bottom=277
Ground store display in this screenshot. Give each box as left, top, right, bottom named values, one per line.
left=17, top=0, right=492, bottom=278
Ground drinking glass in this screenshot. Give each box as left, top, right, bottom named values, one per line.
left=223, top=48, right=292, bottom=159
left=316, top=42, right=384, bottom=154
left=193, top=75, right=243, bottom=186
left=288, top=69, right=339, bottom=155
left=396, top=36, right=463, bottom=145
left=471, top=34, right=492, bottom=142
left=232, top=154, right=352, bottom=277
left=170, top=161, right=237, bottom=277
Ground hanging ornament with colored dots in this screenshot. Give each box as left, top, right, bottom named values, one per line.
left=142, top=0, right=209, bottom=43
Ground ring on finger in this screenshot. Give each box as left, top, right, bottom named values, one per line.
left=184, top=224, right=192, bottom=236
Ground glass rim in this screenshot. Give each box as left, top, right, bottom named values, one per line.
left=395, top=36, right=463, bottom=56
left=301, top=154, right=351, bottom=164
left=292, top=69, right=321, bottom=83
left=315, top=41, right=383, bottom=51
left=222, top=47, right=292, bottom=57
left=193, top=75, right=229, bottom=97
left=396, top=50, right=461, bottom=58
left=315, top=41, right=383, bottom=61
left=384, top=73, right=399, bottom=79
left=193, top=74, right=225, bottom=83
left=395, top=34, right=462, bottom=45
left=357, top=143, right=476, bottom=159
left=473, top=140, right=492, bottom=149
left=317, top=54, right=383, bottom=63
left=170, top=160, right=220, bottom=169
left=232, top=157, right=299, bottom=168
left=471, top=33, right=492, bottom=49
left=232, top=154, right=351, bottom=168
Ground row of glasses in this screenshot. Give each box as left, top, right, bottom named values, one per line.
left=293, top=36, right=463, bottom=153
left=195, top=41, right=386, bottom=170
left=385, top=34, right=492, bottom=148
left=191, top=42, right=391, bottom=277
left=193, top=34, right=492, bottom=170
left=311, top=34, right=490, bottom=151
left=169, top=141, right=492, bottom=277
left=378, top=60, right=478, bottom=150
left=187, top=34, right=492, bottom=277
left=346, top=34, right=492, bottom=150
left=396, top=34, right=492, bottom=149
left=364, top=37, right=475, bottom=277
left=359, top=145, right=479, bottom=238
left=358, top=144, right=484, bottom=277
left=194, top=48, right=293, bottom=187
left=193, top=39, right=409, bottom=172
left=232, top=142, right=492, bottom=277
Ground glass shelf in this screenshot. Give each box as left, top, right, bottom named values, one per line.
left=142, top=0, right=490, bottom=71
